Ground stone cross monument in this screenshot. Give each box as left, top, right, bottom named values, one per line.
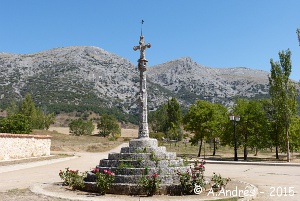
left=84, top=28, right=189, bottom=195
left=133, top=34, right=151, bottom=138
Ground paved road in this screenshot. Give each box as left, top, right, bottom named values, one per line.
left=0, top=143, right=299, bottom=201
left=204, top=163, right=300, bottom=201
left=0, top=144, right=128, bottom=192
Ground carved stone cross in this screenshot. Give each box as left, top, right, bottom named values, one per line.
left=133, top=35, right=151, bottom=61
left=133, top=34, right=151, bottom=138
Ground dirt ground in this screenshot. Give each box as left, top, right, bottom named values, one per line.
left=49, top=126, right=138, bottom=138
left=0, top=188, right=69, bottom=201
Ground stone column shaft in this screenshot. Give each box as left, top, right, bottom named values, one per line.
left=138, top=59, right=149, bottom=138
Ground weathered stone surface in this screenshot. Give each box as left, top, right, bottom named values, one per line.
left=83, top=35, right=189, bottom=195
left=84, top=137, right=189, bottom=195
left=83, top=182, right=183, bottom=195
left=0, top=133, right=51, bottom=160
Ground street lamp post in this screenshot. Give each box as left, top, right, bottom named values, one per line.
left=229, top=114, right=240, bottom=161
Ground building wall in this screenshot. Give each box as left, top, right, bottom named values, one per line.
left=0, top=133, right=52, bottom=160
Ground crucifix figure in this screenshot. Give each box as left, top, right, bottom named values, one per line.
left=133, top=31, right=151, bottom=138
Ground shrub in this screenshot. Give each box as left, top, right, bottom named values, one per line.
left=0, top=113, right=32, bottom=134
left=177, top=160, right=206, bottom=195
left=92, top=168, right=115, bottom=195
left=211, top=172, right=231, bottom=191
left=97, top=114, right=120, bottom=137
left=59, top=168, right=85, bottom=190
left=139, top=169, right=160, bottom=196
left=69, top=118, right=95, bottom=136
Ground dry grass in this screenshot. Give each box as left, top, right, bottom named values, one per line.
left=163, top=141, right=300, bottom=163
left=32, top=129, right=128, bottom=153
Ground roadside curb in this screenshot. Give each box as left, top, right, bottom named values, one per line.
left=31, top=180, right=259, bottom=201
left=202, top=160, right=300, bottom=167
left=235, top=179, right=258, bottom=201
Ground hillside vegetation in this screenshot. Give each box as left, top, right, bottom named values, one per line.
left=0, top=46, right=293, bottom=122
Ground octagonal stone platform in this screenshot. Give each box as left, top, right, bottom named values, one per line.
left=84, top=138, right=189, bottom=195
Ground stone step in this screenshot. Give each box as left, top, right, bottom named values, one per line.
left=95, top=166, right=189, bottom=176
left=99, top=158, right=185, bottom=168
left=83, top=182, right=183, bottom=195
left=85, top=172, right=179, bottom=184
left=108, top=151, right=177, bottom=160
left=112, top=174, right=180, bottom=184
left=120, top=146, right=167, bottom=154
left=108, top=152, right=152, bottom=160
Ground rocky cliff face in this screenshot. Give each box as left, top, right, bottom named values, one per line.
left=0, top=46, right=172, bottom=114
left=147, top=57, right=269, bottom=107
left=0, top=46, right=270, bottom=115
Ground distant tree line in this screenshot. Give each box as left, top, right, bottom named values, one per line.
left=46, top=104, right=138, bottom=125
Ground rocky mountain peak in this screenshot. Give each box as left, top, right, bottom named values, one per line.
left=0, top=46, right=273, bottom=119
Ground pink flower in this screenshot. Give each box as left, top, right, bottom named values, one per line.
left=103, top=169, right=108, bottom=173
left=92, top=168, right=99, bottom=173
left=153, top=173, right=158, bottom=178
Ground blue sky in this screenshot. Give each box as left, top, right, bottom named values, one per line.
left=1, top=0, right=300, bottom=80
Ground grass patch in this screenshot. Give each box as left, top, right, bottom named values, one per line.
left=163, top=141, right=300, bottom=162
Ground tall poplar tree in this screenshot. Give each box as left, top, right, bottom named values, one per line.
left=269, top=49, right=297, bottom=162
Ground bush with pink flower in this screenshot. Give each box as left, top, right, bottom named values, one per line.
left=139, top=168, right=160, bottom=196
left=93, top=168, right=115, bottom=195
left=177, top=160, right=206, bottom=194
left=59, top=167, right=86, bottom=190
left=177, top=160, right=230, bottom=195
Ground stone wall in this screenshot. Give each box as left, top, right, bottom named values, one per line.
left=0, top=133, right=52, bottom=160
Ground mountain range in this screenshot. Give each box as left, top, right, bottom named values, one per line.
left=0, top=46, right=271, bottom=119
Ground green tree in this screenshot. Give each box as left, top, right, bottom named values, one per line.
left=183, top=100, right=227, bottom=157
left=19, top=93, right=36, bottom=119
left=44, top=113, right=55, bottom=130
left=0, top=113, right=32, bottom=134
left=148, top=104, right=168, bottom=133
left=31, top=107, right=45, bottom=129
left=269, top=49, right=297, bottom=162
left=97, top=114, right=120, bottom=137
left=9, top=94, right=55, bottom=130
left=231, top=99, right=269, bottom=160
left=207, top=103, right=228, bottom=156
left=6, top=101, right=18, bottom=116
left=149, top=97, right=182, bottom=142
left=69, top=118, right=95, bottom=136
left=166, top=97, right=182, bottom=142
left=167, top=97, right=182, bottom=130
left=289, top=116, right=300, bottom=152
left=260, top=99, right=277, bottom=151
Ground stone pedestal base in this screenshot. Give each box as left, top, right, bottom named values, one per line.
left=84, top=137, right=189, bottom=195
